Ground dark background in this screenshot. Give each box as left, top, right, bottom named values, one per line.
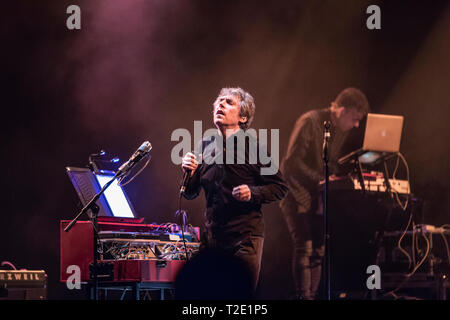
left=1, top=0, right=449, bottom=299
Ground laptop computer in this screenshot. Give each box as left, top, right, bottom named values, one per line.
left=339, top=113, right=404, bottom=165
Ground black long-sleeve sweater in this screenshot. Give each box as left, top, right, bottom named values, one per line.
left=183, top=130, right=288, bottom=241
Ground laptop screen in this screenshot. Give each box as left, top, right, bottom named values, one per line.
left=95, top=174, right=135, bottom=218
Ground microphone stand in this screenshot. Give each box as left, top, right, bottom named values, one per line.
left=177, top=169, right=193, bottom=261
left=322, top=121, right=331, bottom=300
left=64, top=170, right=123, bottom=300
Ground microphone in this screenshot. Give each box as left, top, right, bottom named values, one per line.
left=180, top=170, right=191, bottom=195
left=118, top=141, right=152, bottom=175
left=180, top=151, right=200, bottom=195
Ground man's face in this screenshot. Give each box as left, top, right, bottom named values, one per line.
left=213, top=94, right=246, bottom=130
left=336, top=107, right=364, bottom=132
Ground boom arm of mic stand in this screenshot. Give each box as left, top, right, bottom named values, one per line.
left=64, top=171, right=121, bottom=232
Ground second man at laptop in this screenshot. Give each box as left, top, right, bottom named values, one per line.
left=280, top=87, right=370, bottom=300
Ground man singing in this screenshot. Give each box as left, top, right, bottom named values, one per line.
left=181, top=87, right=288, bottom=290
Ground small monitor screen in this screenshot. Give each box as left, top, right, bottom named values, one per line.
left=358, top=151, right=381, bottom=164
left=95, top=174, right=135, bottom=218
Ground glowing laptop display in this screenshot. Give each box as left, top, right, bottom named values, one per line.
left=94, top=174, right=135, bottom=218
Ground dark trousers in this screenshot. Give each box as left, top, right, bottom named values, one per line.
left=201, top=229, right=264, bottom=290
left=281, top=202, right=324, bottom=299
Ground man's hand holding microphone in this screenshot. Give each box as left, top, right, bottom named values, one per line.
left=181, top=152, right=199, bottom=176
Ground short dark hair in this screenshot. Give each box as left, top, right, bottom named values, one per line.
left=334, top=87, right=370, bottom=114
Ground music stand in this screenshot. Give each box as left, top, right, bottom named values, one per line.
left=65, top=167, right=137, bottom=218
left=64, top=167, right=137, bottom=300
